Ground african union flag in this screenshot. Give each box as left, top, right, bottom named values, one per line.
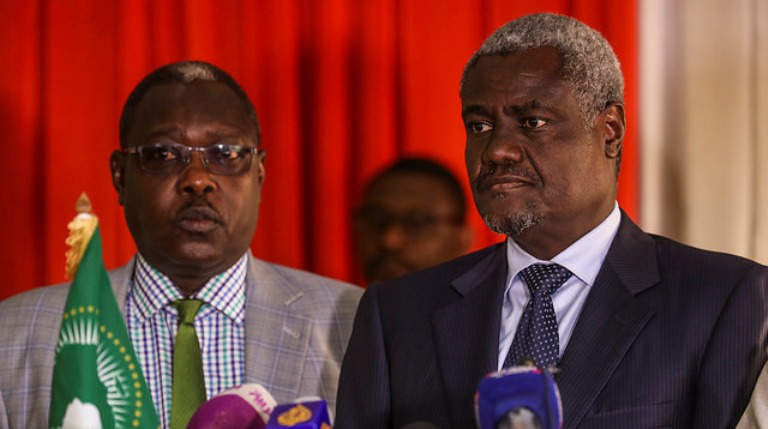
left=49, top=196, right=159, bottom=429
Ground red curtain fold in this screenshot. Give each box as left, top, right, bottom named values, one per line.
left=0, top=0, right=638, bottom=299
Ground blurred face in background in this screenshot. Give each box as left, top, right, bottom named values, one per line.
left=354, top=172, right=474, bottom=283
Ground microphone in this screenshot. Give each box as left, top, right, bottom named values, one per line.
left=187, top=383, right=277, bottom=429
left=265, top=399, right=332, bottom=428
left=475, top=366, right=562, bottom=429
left=399, top=422, right=441, bottom=428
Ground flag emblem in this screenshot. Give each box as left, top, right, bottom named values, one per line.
left=49, top=194, right=159, bottom=429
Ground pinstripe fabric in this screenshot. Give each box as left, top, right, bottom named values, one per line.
left=337, top=212, right=768, bottom=429
left=0, top=252, right=362, bottom=429
left=127, top=253, right=246, bottom=428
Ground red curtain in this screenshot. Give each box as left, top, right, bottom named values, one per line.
left=0, top=0, right=638, bottom=300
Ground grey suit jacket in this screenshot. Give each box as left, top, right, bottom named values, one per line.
left=337, top=212, right=768, bottom=429
left=0, top=252, right=362, bottom=429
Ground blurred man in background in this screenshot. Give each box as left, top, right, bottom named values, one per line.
left=353, top=158, right=474, bottom=284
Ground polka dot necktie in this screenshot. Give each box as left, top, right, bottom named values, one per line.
left=503, top=263, right=573, bottom=369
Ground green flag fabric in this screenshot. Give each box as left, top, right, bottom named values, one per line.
left=49, top=226, right=159, bottom=429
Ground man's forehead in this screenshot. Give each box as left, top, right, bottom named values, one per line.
left=462, top=49, right=564, bottom=90
left=366, top=174, right=457, bottom=207
left=129, top=82, right=257, bottom=136
left=136, top=82, right=250, bottom=120
left=138, top=81, right=242, bottom=109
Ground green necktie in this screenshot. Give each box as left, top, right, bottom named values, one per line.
left=171, top=299, right=206, bottom=429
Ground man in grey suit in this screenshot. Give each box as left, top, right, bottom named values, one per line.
left=0, top=61, right=362, bottom=429
left=337, top=13, right=768, bottom=429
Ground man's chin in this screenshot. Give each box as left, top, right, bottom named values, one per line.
left=481, top=211, right=542, bottom=236
left=153, top=244, right=235, bottom=275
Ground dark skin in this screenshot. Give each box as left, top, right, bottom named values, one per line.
left=110, top=81, right=265, bottom=296
left=354, top=172, right=473, bottom=283
left=461, top=47, right=625, bottom=260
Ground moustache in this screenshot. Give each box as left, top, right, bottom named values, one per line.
left=474, top=163, right=541, bottom=191
left=178, top=203, right=223, bottom=224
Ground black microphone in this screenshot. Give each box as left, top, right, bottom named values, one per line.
left=399, top=422, right=441, bottom=429
left=475, top=366, right=562, bottom=429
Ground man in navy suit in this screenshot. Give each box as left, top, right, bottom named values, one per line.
left=336, top=13, right=768, bottom=429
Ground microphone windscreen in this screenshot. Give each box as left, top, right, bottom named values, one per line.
left=187, top=383, right=277, bottom=429
left=266, top=400, right=332, bottom=428
left=399, top=422, right=441, bottom=429
left=475, top=366, right=562, bottom=429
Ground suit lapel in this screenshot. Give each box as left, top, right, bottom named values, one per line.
left=432, top=244, right=507, bottom=425
left=242, top=255, right=312, bottom=403
left=556, top=213, right=660, bottom=429
left=109, top=257, right=136, bottom=316
left=109, top=255, right=311, bottom=403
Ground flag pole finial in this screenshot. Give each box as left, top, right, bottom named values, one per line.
left=65, top=193, right=98, bottom=280
left=75, top=192, right=92, bottom=214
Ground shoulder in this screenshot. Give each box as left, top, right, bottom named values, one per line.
left=649, top=233, right=768, bottom=281
left=271, top=262, right=362, bottom=294
left=0, top=260, right=136, bottom=328
left=399, top=244, right=502, bottom=285
left=258, top=259, right=362, bottom=297
left=246, top=256, right=363, bottom=316
left=0, top=284, right=69, bottom=375
left=611, top=213, right=767, bottom=288
left=364, top=243, right=505, bottom=309
left=0, top=283, right=70, bottom=326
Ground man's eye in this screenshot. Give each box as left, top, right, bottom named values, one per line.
left=210, top=144, right=243, bottom=161
left=469, top=122, right=493, bottom=134
left=521, top=118, right=548, bottom=129
left=145, top=145, right=178, bottom=162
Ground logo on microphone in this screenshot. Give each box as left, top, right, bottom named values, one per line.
left=276, top=403, right=313, bottom=426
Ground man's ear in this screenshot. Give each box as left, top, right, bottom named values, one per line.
left=109, top=150, right=126, bottom=206
left=603, top=103, right=625, bottom=159
left=256, top=151, right=266, bottom=185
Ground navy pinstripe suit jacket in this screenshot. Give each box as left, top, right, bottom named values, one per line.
left=337, top=212, right=768, bottom=429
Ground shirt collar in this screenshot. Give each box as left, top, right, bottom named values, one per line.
left=130, top=253, right=247, bottom=325
left=505, top=202, right=621, bottom=286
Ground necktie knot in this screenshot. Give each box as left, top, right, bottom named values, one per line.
left=503, top=263, right=573, bottom=369
left=520, top=263, right=573, bottom=296
left=174, top=299, right=203, bottom=326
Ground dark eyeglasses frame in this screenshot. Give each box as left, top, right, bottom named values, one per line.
left=355, top=208, right=464, bottom=239
left=123, top=143, right=265, bottom=176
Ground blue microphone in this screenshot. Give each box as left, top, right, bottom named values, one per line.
left=475, top=366, right=562, bottom=429
left=265, top=399, right=332, bottom=428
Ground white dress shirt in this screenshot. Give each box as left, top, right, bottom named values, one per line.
left=497, top=203, right=621, bottom=370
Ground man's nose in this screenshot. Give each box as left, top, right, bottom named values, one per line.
left=178, top=151, right=216, bottom=195
left=481, top=127, right=525, bottom=165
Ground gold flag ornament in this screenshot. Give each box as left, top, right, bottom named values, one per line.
left=49, top=193, right=160, bottom=429
left=64, top=193, right=98, bottom=280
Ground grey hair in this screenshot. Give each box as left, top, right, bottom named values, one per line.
left=119, top=60, right=261, bottom=147
left=460, top=13, right=624, bottom=125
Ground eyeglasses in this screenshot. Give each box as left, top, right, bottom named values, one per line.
left=123, top=142, right=264, bottom=176
left=355, top=208, right=462, bottom=238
